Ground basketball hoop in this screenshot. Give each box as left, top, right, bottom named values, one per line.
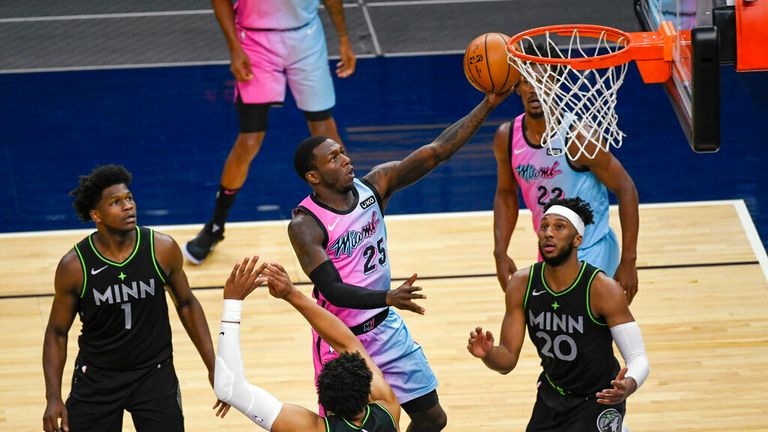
left=507, top=24, right=674, bottom=159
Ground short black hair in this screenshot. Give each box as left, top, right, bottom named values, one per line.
left=318, top=351, right=372, bottom=419
left=294, top=136, right=329, bottom=182
left=517, top=40, right=565, bottom=83
left=69, top=165, right=132, bottom=222
left=543, top=196, right=595, bottom=226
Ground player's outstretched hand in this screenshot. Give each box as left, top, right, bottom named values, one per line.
left=596, top=367, right=637, bottom=405
left=223, top=256, right=267, bottom=300
left=467, top=326, right=494, bottom=359
left=614, top=261, right=638, bottom=305
left=386, top=273, right=426, bottom=315
left=486, top=86, right=515, bottom=106
left=42, top=398, right=68, bottom=432
left=262, top=262, right=297, bottom=300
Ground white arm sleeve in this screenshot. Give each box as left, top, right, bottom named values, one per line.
left=610, top=321, right=650, bottom=389
left=214, top=300, right=284, bottom=431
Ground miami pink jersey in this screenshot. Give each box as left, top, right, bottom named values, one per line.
left=295, top=178, right=390, bottom=327
left=510, top=114, right=611, bottom=249
left=235, top=0, right=318, bottom=30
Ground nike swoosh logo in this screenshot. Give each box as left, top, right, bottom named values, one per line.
left=514, top=147, right=526, bottom=155
left=531, top=289, right=546, bottom=296
left=327, top=217, right=341, bottom=231
left=90, top=265, right=108, bottom=275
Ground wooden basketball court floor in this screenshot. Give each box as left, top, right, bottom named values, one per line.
left=1, top=200, right=766, bottom=431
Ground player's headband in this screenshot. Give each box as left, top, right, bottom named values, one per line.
left=543, top=205, right=585, bottom=236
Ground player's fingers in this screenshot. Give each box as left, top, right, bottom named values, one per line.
left=61, top=407, right=69, bottom=432
left=404, top=273, right=418, bottom=286
left=616, top=367, right=627, bottom=381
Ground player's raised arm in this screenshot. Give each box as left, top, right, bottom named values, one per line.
left=262, top=262, right=401, bottom=422
left=215, top=257, right=326, bottom=432
left=364, top=91, right=510, bottom=204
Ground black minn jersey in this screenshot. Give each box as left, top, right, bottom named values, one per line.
left=73, top=226, right=172, bottom=369
left=324, top=403, right=397, bottom=432
left=524, top=261, right=620, bottom=397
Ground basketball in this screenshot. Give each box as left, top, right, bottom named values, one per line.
left=463, top=33, right=520, bottom=94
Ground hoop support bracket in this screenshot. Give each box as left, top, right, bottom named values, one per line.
left=628, top=21, right=676, bottom=83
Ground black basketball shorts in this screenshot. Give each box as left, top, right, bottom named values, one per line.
left=65, top=357, right=184, bottom=432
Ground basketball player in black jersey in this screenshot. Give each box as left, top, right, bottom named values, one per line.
left=42, top=165, right=228, bottom=432
left=214, top=256, right=400, bottom=431
left=468, top=197, right=649, bottom=432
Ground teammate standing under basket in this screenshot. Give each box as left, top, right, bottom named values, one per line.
left=492, top=44, right=640, bottom=303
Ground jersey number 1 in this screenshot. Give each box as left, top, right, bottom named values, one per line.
left=121, top=303, right=132, bottom=329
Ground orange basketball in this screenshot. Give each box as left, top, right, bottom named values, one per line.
left=463, top=33, right=520, bottom=94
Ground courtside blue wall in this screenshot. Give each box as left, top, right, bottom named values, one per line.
left=1, top=55, right=766, bottom=249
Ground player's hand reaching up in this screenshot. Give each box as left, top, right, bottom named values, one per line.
left=486, top=86, right=515, bottom=107
left=223, top=256, right=267, bottom=300
left=386, top=274, right=426, bottom=315
left=262, top=263, right=298, bottom=299
left=467, top=326, right=495, bottom=359
left=596, top=367, right=637, bottom=405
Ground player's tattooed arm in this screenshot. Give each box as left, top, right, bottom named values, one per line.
left=365, top=92, right=510, bottom=203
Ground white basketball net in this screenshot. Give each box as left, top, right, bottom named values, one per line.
left=507, top=29, right=630, bottom=159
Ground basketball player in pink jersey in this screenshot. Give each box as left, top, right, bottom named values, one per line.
left=289, top=91, right=510, bottom=432
left=184, top=0, right=355, bottom=265
left=493, top=71, right=640, bottom=304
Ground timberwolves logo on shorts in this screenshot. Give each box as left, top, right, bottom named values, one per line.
left=596, top=408, right=622, bottom=432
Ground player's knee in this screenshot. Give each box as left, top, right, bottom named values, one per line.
left=409, top=407, right=447, bottom=432
left=404, top=392, right=447, bottom=431
left=231, top=133, right=264, bottom=161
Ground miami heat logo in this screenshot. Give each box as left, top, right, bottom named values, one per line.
left=328, top=212, right=381, bottom=258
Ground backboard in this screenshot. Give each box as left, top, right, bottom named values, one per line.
left=635, top=0, right=768, bottom=153
left=634, top=0, right=721, bottom=152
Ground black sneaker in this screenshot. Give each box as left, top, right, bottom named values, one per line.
left=183, top=222, right=224, bottom=265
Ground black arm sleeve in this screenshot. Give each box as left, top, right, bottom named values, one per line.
left=309, top=260, right=388, bottom=309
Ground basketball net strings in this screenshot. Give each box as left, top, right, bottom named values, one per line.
left=509, top=29, right=629, bottom=159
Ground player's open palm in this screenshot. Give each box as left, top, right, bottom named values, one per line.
left=467, top=326, right=494, bottom=359
left=596, top=367, right=636, bottom=405
left=223, top=256, right=266, bottom=300
left=386, top=273, right=426, bottom=315
left=42, top=398, right=67, bottom=432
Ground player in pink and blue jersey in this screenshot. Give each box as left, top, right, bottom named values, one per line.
left=184, top=0, right=356, bottom=265
left=493, top=72, right=640, bottom=304
left=288, top=91, right=509, bottom=432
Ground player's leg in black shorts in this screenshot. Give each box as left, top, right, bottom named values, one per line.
left=65, top=359, right=127, bottom=431
left=127, top=358, right=184, bottom=432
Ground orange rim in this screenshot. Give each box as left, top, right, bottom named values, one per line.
left=507, top=24, right=635, bottom=70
